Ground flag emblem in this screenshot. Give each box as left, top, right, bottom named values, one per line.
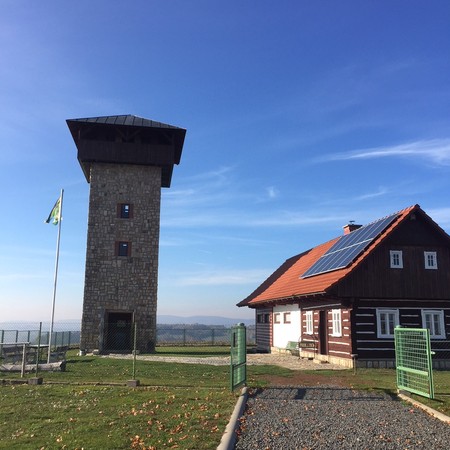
left=45, top=197, right=61, bottom=225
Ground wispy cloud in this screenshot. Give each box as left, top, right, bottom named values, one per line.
left=266, top=186, right=278, bottom=200
left=176, top=268, right=271, bottom=286
left=427, top=207, right=450, bottom=228
left=162, top=167, right=352, bottom=229
left=354, top=186, right=390, bottom=201
left=316, top=139, right=450, bottom=167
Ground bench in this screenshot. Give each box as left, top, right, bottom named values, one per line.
left=50, top=346, right=68, bottom=362
left=1, top=344, right=67, bottom=373
left=298, top=340, right=316, bottom=359
left=0, top=344, right=35, bottom=364
left=298, top=341, right=316, bottom=350
left=286, top=341, right=300, bottom=356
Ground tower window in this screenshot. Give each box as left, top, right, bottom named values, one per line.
left=118, top=203, right=133, bottom=219
left=116, top=241, right=131, bottom=257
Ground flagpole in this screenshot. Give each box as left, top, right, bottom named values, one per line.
left=47, top=188, right=64, bottom=363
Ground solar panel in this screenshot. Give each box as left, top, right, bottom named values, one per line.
left=301, top=213, right=398, bottom=278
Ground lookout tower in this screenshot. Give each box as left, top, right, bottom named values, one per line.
left=67, top=115, right=186, bottom=353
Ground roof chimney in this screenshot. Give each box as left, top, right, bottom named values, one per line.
left=343, top=221, right=362, bottom=235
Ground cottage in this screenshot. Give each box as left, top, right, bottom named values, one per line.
left=237, top=205, right=450, bottom=368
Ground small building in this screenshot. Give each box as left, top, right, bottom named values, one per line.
left=67, top=115, right=186, bottom=353
left=237, top=205, right=450, bottom=368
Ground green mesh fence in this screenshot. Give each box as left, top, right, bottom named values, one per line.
left=230, top=324, right=246, bottom=391
left=394, top=327, right=434, bottom=399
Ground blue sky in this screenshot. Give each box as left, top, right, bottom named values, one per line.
left=1, top=1, right=450, bottom=323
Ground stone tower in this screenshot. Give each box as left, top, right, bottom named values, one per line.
left=67, top=115, right=186, bottom=353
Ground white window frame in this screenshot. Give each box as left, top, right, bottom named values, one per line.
left=331, top=309, right=342, bottom=336
left=376, top=309, right=399, bottom=338
left=305, top=311, right=313, bottom=335
left=422, top=310, right=446, bottom=339
left=390, top=250, right=403, bottom=268
left=424, top=251, right=438, bottom=270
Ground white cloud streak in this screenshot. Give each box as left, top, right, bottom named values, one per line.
left=176, top=269, right=271, bottom=287
left=316, top=139, right=450, bottom=167
left=426, top=207, right=450, bottom=228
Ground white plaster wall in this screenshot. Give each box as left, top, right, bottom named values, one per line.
left=272, top=304, right=301, bottom=349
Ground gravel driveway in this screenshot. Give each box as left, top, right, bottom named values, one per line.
left=235, top=386, right=450, bottom=449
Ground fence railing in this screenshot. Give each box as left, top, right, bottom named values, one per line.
left=0, top=329, right=80, bottom=348
left=0, top=325, right=256, bottom=348
left=156, top=326, right=255, bottom=346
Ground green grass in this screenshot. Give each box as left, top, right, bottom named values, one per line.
left=0, top=384, right=236, bottom=449
left=1, top=351, right=450, bottom=449
left=0, top=353, right=240, bottom=449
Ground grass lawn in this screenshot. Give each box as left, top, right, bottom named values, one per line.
left=0, top=384, right=237, bottom=449
left=1, top=349, right=449, bottom=449
left=0, top=351, right=241, bottom=449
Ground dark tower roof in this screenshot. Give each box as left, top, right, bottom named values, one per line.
left=67, top=115, right=186, bottom=187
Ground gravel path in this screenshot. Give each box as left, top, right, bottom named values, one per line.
left=105, top=353, right=344, bottom=370
left=235, top=386, right=450, bottom=450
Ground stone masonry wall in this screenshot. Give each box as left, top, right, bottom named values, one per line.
left=80, top=162, right=161, bottom=352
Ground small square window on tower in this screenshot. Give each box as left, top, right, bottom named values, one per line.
left=116, top=241, right=131, bottom=257
left=118, top=203, right=133, bottom=219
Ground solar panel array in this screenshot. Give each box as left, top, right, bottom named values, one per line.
left=301, top=213, right=399, bottom=278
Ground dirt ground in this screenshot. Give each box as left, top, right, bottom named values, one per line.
left=247, top=353, right=370, bottom=389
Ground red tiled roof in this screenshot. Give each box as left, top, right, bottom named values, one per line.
left=238, top=205, right=420, bottom=307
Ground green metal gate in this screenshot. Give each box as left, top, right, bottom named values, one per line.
left=230, top=323, right=246, bottom=391
left=394, top=326, right=434, bottom=399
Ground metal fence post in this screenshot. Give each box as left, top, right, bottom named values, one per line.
left=230, top=323, right=247, bottom=391
left=132, top=323, right=137, bottom=380
left=21, top=343, right=27, bottom=378
left=35, top=322, right=42, bottom=375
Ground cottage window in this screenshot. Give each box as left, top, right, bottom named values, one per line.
left=305, top=311, right=313, bottom=335
left=257, top=313, right=270, bottom=324
left=274, top=313, right=281, bottom=324
left=376, top=309, right=399, bottom=338
left=283, top=312, right=291, bottom=324
left=331, top=309, right=342, bottom=336
left=422, top=310, right=446, bottom=339
left=424, top=251, right=437, bottom=270
left=389, top=250, right=403, bottom=268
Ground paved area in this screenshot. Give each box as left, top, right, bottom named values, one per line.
left=105, top=352, right=345, bottom=370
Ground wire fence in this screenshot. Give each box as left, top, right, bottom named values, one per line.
left=0, top=322, right=255, bottom=348
left=0, top=322, right=249, bottom=382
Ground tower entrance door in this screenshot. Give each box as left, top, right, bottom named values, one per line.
left=105, top=312, right=133, bottom=352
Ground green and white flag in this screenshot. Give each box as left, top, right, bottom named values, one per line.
left=45, top=197, right=61, bottom=225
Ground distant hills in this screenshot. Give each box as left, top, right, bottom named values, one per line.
left=157, top=315, right=254, bottom=326
left=0, top=315, right=254, bottom=330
